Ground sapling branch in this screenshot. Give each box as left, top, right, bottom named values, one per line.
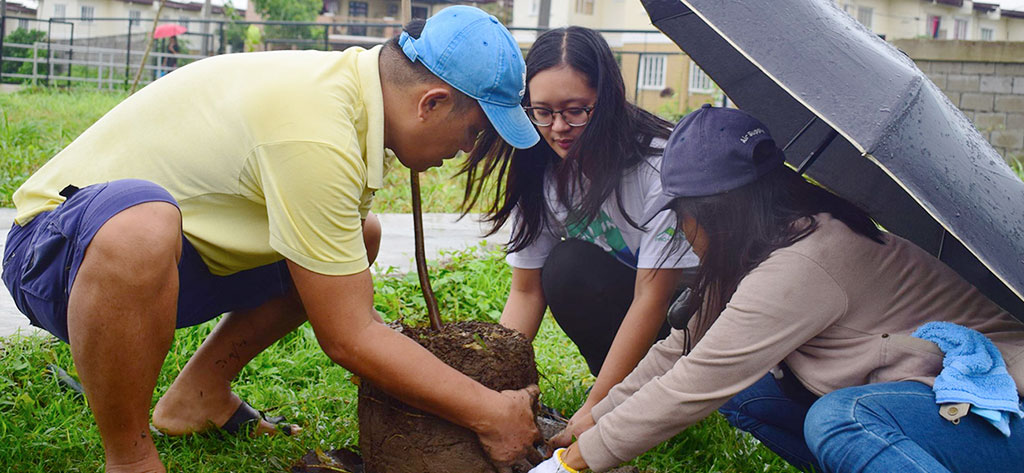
left=411, top=169, right=443, bottom=331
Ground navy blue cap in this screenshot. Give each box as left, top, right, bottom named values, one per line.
left=641, top=105, right=786, bottom=224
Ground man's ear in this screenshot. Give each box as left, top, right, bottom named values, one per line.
left=416, top=87, right=454, bottom=121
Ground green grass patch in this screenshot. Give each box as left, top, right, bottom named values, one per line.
left=0, top=87, right=127, bottom=206
left=0, top=247, right=795, bottom=472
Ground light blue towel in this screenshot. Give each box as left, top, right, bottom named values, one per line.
left=912, top=321, right=1024, bottom=437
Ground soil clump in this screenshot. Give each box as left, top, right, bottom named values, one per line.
left=357, top=321, right=538, bottom=473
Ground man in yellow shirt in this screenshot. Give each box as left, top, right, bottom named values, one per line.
left=2, top=6, right=541, bottom=472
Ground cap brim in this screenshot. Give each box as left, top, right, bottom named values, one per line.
left=640, top=193, right=676, bottom=227
left=480, top=101, right=540, bottom=149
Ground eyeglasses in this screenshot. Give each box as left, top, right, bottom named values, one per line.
left=523, top=106, right=594, bottom=127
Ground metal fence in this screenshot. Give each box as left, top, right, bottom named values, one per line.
left=0, top=16, right=408, bottom=88
left=1, top=15, right=704, bottom=116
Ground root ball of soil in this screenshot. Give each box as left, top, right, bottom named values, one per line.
left=358, top=321, right=538, bottom=473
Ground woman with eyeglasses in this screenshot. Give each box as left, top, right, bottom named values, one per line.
left=460, top=26, right=699, bottom=444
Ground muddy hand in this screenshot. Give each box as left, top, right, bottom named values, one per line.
left=550, top=407, right=595, bottom=448
left=480, top=385, right=543, bottom=470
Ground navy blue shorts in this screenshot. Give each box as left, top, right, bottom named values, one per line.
left=2, top=179, right=292, bottom=343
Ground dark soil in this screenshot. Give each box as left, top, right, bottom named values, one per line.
left=357, top=321, right=539, bottom=473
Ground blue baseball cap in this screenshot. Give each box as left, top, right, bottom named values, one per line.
left=398, top=5, right=539, bottom=149
left=641, top=104, right=787, bottom=224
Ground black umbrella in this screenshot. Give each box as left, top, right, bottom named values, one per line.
left=641, top=0, right=1024, bottom=319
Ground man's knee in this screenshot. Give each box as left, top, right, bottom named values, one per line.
left=84, top=202, right=182, bottom=278
left=362, top=212, right=381, bottom=265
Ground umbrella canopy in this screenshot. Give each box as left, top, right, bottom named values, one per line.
left=153, top=23, right=187, bottom=39
left=641, top=0, right=1024, bottom=319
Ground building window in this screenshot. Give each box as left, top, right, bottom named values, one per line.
left=323, top=0, right=341, bottom=15
left=954, top=18, right=968, bottom=40
left=981, top=27, right=994, bottom=41
left=81, top=5, right=95, bottom=22
left=688, top=60, right=714, bottom=94
left=18, top=18, right=30, bottom=30
left=348, top=1, right=368, bottom=35
left=412, top=6, right=428, bottom=19
left=53, top=3, right=65, bottom=18
left=856, top=6, right=873, bottom=30
left=386, top=3, right=398, bottom=17
left=575, top=0, right=594, bottom=15
left=129, top=10, right=141, bottom=26
left=349, top=1, right=368, bottom=17
left=178, top=16, right=189, bottom=28
left=638, top=54, right=667, bottom=90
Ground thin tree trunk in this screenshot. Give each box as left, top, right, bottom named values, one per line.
left=129, top=0, right=166, bottom=95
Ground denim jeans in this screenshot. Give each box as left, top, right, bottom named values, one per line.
left=804, top=381, right=1024, bottom=472
left=719, top=372, right=822, bottom=472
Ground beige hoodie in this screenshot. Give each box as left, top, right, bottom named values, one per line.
left=578, top=213, right=1024, bottom=472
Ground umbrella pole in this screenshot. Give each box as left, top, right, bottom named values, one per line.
left=797, top=129, right=838, bottom=174
left=129, top=0, right=167, bottom=95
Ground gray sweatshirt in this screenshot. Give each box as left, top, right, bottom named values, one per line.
left=578, top=213, right=1024, bottom=472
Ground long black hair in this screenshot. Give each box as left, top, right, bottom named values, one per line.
left=671, top=158, right=884, bottom=342
left=459, top=26, right=673, bottom=251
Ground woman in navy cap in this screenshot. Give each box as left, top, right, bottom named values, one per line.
left=460, top=25, right=700, bottom=446
left=528, top=106, right=1024, bottom=473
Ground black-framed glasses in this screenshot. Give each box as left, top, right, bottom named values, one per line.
left=523, top=106, right=594, bottom=127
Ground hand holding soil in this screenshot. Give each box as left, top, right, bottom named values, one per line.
left=478, top=385, right=545, bottom=468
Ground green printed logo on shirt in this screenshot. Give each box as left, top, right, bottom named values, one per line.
left=566, top=211, right=636, bottom=267
left=655, top=227, right=675, bottom=242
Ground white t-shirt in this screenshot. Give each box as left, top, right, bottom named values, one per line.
left=506, top=139, right=699, bottom=270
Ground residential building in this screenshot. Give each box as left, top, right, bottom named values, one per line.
left=511, top=0, right=714, bottom=118
left=242, top=1, right=504, bottom=48
left=3, top=1, right=38, bottom=33
left=32, top=0, right=237, bottom=41
left=510, top=0, right=1024, bottom=120
left=834, top=1, right=1024, bottom=41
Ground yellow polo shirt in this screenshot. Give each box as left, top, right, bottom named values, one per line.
left=13, top=46, right=390, bottom=276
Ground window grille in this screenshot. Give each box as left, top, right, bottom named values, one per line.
left=688, top=60, right=714, bottom=94
left=856, top=6, right=873, bottom=30
left=954, top=19, right=968, bottom=40
left=638, top=54, right=667, bottom=90
left=575, top=0, right=594, bottom=15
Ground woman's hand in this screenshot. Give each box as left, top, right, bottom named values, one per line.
left=549, top=406, right=596, bottom=448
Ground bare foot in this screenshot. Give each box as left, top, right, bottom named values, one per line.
left=152, top=389, right=299, bottom=437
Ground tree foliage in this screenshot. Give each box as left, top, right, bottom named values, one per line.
left=250, top=0, right=324, bottom=44
left=2, top=29, right=49, bottom=83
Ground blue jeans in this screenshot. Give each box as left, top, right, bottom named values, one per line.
left=720, top=373, right=821, bottom=472
left=805, top=381, right=1024, bottom=472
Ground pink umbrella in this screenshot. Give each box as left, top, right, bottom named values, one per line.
left=153, top=23, right=187, bottom=39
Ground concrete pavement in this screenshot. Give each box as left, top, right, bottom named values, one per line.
left=0, top=210, right=510, bottom=339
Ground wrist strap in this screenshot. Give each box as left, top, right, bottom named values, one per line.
left=555, top=448, right=581, bottom=473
